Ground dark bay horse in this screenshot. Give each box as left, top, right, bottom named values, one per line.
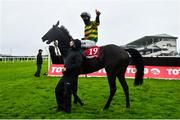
left=42, top=21, right=144, bottom=110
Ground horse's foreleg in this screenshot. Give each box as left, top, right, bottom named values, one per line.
left=73, top=93, right=84, bottom=106
left=72, top=76, right=78, bottom=104
left=103, top=72, right=116, bottom=110
left=73, top=93, right=78, bottom=104
left=72, top=76, right=84, bottom=106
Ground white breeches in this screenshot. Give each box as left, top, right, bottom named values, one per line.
left=81, top=40, right=96, bottom=48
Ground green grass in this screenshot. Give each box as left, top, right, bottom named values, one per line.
left=0, top=61, right=180, bottom=119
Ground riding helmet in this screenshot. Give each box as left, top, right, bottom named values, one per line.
left=80, top=12, right=91, bottom=18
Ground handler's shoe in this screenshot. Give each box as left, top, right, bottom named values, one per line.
left=65, top=107, right=71, bottom=113
left=57, top=107, right=63, bottom=111
left=34, top=74, right=40, bottom=77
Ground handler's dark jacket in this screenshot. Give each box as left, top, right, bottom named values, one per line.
left=63, top=40, right=82, bottom=77
left=36, top=53, right=43, bottom=64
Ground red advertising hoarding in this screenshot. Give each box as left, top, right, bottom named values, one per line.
left=48, top=64, right=180, bottom=79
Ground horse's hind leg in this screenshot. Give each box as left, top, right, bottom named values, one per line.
left=103, top=70, right=117, bottom=110
left=116, top=67, right=130, bottom=108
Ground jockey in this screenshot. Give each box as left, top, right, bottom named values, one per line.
left=80, top=10, right=101, bottom=48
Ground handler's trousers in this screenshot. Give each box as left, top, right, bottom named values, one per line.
left=34, top=64, right=42, bottom=77
left=55, top=76, right=76, bottom=113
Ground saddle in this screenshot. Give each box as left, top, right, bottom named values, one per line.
left=82, top=46, right=100, bottom=59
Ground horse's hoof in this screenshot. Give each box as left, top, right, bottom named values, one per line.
left=103, top=107, right=109, bottom=112
left=126, top=105, right=130, bottom=108
left=121, top=107, right=129, bottom=112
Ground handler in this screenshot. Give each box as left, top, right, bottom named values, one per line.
left=34, top=49, right=43, bottom=77
left=55, top=39, right=82, bottom=113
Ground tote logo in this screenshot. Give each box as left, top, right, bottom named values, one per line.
left=150, top=68, right=160, bottom=75
left=48, top=64, right=64, bottom=76
left=48, top=64, right=180, bottom=79
left=166, top=69, right=180, bottom=75
left=51, top=66, right=63, bottom=73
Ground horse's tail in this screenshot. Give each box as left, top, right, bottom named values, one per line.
left=126, top=48, right=144, bottom=86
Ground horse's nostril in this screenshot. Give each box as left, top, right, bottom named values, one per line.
left=42, top=35, right=48, bottom=42
left=42, top=37, right=45, bottom=41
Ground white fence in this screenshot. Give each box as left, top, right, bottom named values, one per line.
left=0, top=56, right=48, bottom=62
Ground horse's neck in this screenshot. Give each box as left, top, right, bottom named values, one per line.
left=58, top=45, right=69, bottom=59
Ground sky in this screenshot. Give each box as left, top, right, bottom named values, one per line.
left=0, top=0, right=180, bottom=56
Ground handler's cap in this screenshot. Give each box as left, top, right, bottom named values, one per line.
left=39, top=49, right=43, bottom=52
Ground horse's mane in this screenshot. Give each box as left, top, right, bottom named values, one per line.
left=57, top=25, right=73, bottom=57
left=59, top=25, right=73, bottom=40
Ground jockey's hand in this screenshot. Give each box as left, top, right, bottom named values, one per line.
left=62, top=67, right=66, bottom=72
left=96, top=9, right=101, bottom=16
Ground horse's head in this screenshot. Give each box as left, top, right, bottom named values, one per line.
left=42, top=21, right=60, bottom=44
left=42, top=21, right=73, bottom=57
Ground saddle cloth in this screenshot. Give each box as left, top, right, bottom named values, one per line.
left=83, top=46, right=100, bottom=58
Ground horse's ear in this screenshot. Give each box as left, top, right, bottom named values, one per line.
left=53, top=21, right=60, bottom=28
left=55, top=21, right=59, bottom=27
